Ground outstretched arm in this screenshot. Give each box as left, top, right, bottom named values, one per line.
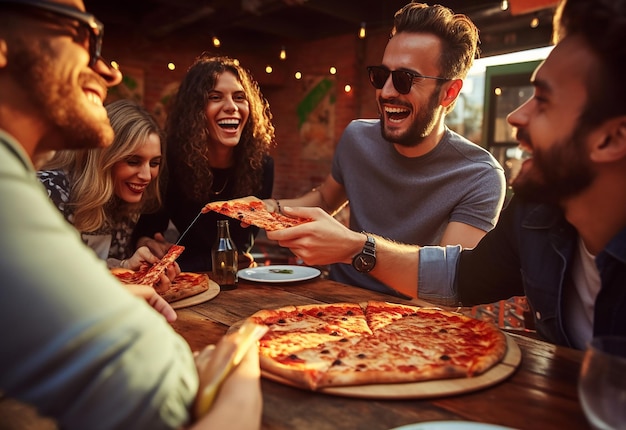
left=265, top=175, right=348, bottom=216
left=266, top=206, right=420, bottom=298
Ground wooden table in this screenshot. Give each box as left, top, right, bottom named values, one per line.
left=171, top=276, right=589, bottom=430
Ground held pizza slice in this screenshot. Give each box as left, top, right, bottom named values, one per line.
left=201, top=196, right=311, bottom=231
left=111, top=269, right=209, bottom=303
left=139, top=244, right=185, bottom=287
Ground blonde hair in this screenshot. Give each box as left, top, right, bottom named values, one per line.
left=43, top=99, right=164, bottom=232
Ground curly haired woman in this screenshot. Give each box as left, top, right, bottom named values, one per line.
left=133, top=54, right=276, bottom=271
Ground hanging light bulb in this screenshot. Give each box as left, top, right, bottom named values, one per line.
left=212, top=35, right=221, bottom=48
left=530, top=14, right=539, bottom=28
left=500, top=0, right=509, bottom=11
left=280, top=46, right=287, bottom=60
left=358, top=22, right=366, bottom=39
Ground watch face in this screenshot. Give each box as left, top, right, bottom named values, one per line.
left=353, top=253, right=376, bottom=272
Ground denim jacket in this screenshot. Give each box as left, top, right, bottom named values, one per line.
left=419, top=196, right=626, bottom=348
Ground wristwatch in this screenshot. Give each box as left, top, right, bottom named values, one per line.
left=352, top=233, right=376, bottom=273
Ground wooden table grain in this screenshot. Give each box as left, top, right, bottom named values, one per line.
left=171, top=277, right=589, bottom=430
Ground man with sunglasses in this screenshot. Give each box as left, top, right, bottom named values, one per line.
left=266, top=2, right=505, bottom=298
left=271, top=0, right=626, bottom=349
left=0, top=1, right=261, bottom=429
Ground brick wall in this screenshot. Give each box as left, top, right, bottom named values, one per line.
left=103, top=27, right=392, bottom=199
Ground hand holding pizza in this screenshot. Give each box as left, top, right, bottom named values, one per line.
left=137, top=232, right=174, bottom=259
left=266, top=206, right=361, bottom=266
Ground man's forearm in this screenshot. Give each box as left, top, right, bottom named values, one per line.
left=367, top=235, right=420, bottom=298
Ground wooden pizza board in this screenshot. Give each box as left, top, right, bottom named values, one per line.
left=171, top=279, right=220, bottom=309
left=262, top=334, right=522, bottom=399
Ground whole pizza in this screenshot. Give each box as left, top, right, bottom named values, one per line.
left=247, top=301, right=508, bottom=390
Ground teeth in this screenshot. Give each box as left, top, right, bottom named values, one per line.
left=128, top=183, right=146, bottom=192
left=520, top=150, right=532, bottom=160
left=217, top=119, right=240, bottom=125
left=384, top=107, right=409, bottom=114
left=86, top=91, right=103, bottom=106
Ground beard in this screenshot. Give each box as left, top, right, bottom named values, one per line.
left=511, top=125, right=595, bottom=204
left=8, top=37, right=113, bottom=152
left=379, top=87, right=441, bottom=148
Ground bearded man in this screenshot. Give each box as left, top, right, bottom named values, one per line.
left=268, top=0, right=626, bottom=350
left=263, top=2, right=505, bottom=298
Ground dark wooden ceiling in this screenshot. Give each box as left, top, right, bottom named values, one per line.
left=85, top=0, right=556, bottom=57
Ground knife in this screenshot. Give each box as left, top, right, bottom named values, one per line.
left=175, top=210, right=203, bottom=245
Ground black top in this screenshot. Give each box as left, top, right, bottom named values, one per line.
left=134, top=156, right=274, bottom=272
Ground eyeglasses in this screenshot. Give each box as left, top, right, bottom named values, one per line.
left=0, top=0, right=103, bottom=67
left=367, top=65, right=449, bottom=94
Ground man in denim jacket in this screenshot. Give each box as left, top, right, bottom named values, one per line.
left=269, top=0, right=626, bottom=350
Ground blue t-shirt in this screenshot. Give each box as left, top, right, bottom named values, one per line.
left=330, top=119, right=505, bottom=297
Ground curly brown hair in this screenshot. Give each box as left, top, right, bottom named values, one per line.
left=166, top=53, right=276, bottom=202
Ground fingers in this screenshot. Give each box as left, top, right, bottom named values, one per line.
left=137, top=246, right=160, bottom=264
left=154, top=261, right=180, bottom=294
left=124, top=283, right=154, bottom=299
left=146, top=292, right=177, bottom=322
left=123, top=284, right=177, bottom=322
left=154, top=273, right=171, bottom=294
left=281, top=205, right=325, bottom=219
left=154, top=232, right=167, bottom=243
left=141, top=233, right=172, bottom=258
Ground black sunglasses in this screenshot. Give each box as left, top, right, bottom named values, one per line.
left=367, top=65, right=449, bottom=94
left=0, top=0, right=103, bottom=67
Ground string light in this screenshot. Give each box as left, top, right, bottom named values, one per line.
left=265, top=65, right=273, bottom=74
left=280, top=46, right=287, bottom=60
left=212, top=35, right=221, bottom=48
left=110, top=60, right=120, bottom=70
left=530, top=14, right=539, bottom=28
left=358, top=22, right=366, bottom=39
left=294, top=71, right=302, bottom=80
left=329, top=66, right=337, bottom=75
left=167, top=62, right=176, bottom=71
left=500, top=0, right=509, bottom=11
left=344, top=84, right=352, bottom=93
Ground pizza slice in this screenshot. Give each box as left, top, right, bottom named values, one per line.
left=111, top=269, right=209, bottom=303
left=139, top=244, right=185, bottom=287
left=201, top=196, right=311, bottom=231
left=294, top=303, right=372, bottom=336
left=162, top=272, right=210, bottom=303
left=363, top=300, right=423, bottom=331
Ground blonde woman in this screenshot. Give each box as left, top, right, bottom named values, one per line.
left=38, top=99, right=176, bottom=281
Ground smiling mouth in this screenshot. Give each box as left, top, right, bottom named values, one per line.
left=127, top=183, right=147, bottom=193
left=217, top=119, right=241, bottom=130
left=384, top=106, right=410, bottom=123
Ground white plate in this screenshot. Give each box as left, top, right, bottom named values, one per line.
left=390, top=422, right=516, bottom=430
left=238, top=265, right=321, bottom=283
